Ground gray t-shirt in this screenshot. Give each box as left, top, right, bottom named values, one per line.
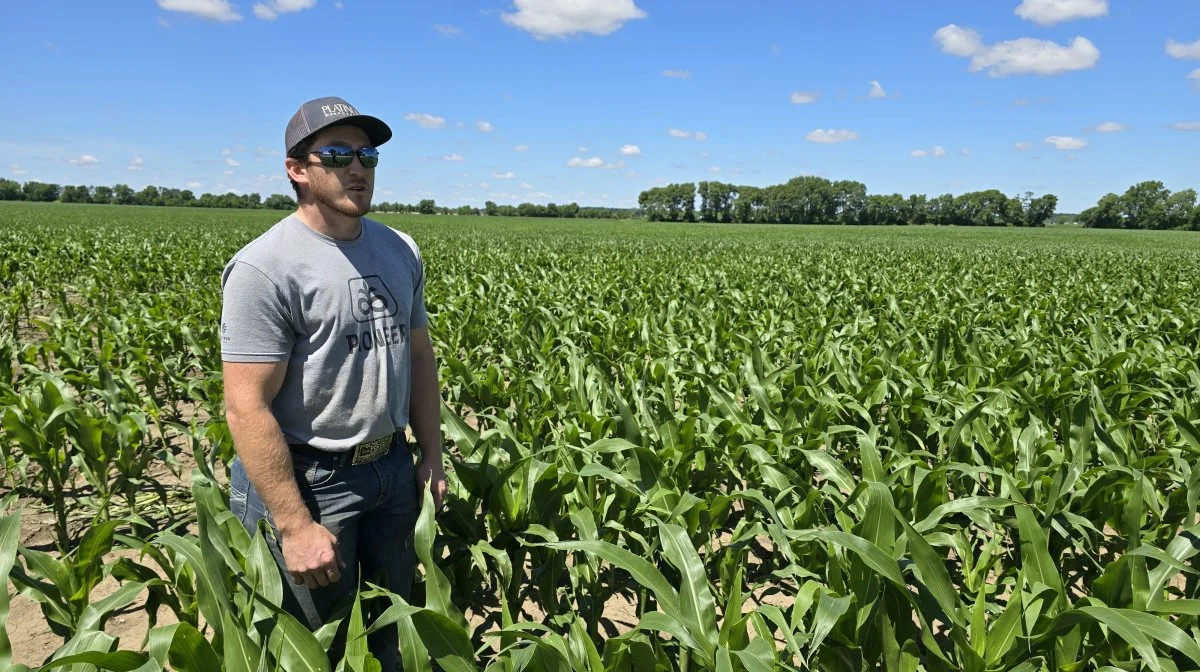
left=220, top=215, right=429, bottom=452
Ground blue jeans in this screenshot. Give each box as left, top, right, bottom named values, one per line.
left=229, top=434, right=420, bottom=672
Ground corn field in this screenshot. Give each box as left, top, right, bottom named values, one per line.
left=3, top=201, right=1200, bottom=671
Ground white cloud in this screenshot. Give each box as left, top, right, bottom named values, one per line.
left=619, top=144, right=641, bottom=156
left=566, top=157, right=625, bottom=169
left=68, top=155, right=100, bottom=166
left=790, top=91, right=820, bottom=104
left=805, top=129, right=860, bottom=144
left=932, top=145, right=946, bottom=157
left=156, top=0, right=241, bottom=21
left=222, top=148, right=233, bottom=156
left=514, top=144, right=529, bottom=152
left=252, top=0, right=314, bottom=21
left=694, top=132, right=708, bottom=142
left=226, top=158, right=240, bottom=166
left=1168, top=39, right=1200, bottom=59
left=663, top=70, right=690, bottom=78
left=434, top=24, right=463, bottom=37
left=128, top=157, right=144, bottom=171
left=224, top=170, right=235, bottom=175
left=935, top=24, right=983, bottom=57
left=668, top=129, right=691, bottom=138
left=10, top=165, right=27, bottom=176
left=492, top=171, right=516, bottom=179
left=911, top=150, right=928, bottom=158
left=1045, top=135, right=1087, bottom=149
left=707, top=166, right=721, bottom=174
left=1014, top=142, right=1034, bottom=151
left=187, top=181, right=203, bottom=189
left=1015, top=0, right=1107, bottom=25
left=158, top=17, right=171, bottom=28
left=404, top=113, right=446, bottom=129
left=501, top=0, right=647, bottom=38
left=1190, top=69, right=1200, bottom=90
left=934, top=24, right=1099, bottom=77
left=578, top=146, right=589, bottom=153
left=960, top=148, right=971, bottom=156
left=1172, top=122, right=1200, bottom=131
left=519, top=182, right=534, bottom=189
left=480, top=182, right=490, bottom=189
left=868, top=80, right=886, bottom=98
left=443, top=153, right=465, bottom=161
left=1091, top=121, right=1126, bottom=133
left=476, top=120, right=495, bottom=133
left=334, top=1, right=343, bottom=8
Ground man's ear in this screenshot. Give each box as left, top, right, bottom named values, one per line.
left=285, top=156, right=308, bottom=185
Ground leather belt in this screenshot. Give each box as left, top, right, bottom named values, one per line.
left=290, top=432, right=395, bottom=467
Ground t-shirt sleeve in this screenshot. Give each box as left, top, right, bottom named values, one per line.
left=408, top=238, right=432, bottom=331
left=410, top=252, right=430, bottom=329
left=220, top=261, right=294, bottom=362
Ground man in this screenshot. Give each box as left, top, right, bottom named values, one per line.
left=219, top=96, right=447, bottom=671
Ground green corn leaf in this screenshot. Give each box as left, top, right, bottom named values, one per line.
left=0, top=510, right=21, bottom=670
left=657, top=521, right=718, bottom=664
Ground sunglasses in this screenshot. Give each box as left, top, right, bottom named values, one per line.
left=309, top=145, right=380, bottom=169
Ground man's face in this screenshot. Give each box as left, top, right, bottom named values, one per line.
left=292, top=125, right=376, bottom=217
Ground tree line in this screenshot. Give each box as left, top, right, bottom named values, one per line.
left=372, top=199, right=640, bottom=219
left=638, top=177, right=1060, bottom=227
left=0, top=179, right=297, bottom=210
left=1078, top=181, right=1200, bottom=230
left=0, top=179, right=640, bottom=220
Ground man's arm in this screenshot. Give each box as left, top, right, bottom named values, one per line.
left=224, top=360, right=343, bottom=588
left=408, top=326, right=447, bottom=508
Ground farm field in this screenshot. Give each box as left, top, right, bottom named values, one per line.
left=3, top=200, right=1200, bottom=671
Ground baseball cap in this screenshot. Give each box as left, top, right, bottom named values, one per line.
left=284, top=96, right=392, bottom=155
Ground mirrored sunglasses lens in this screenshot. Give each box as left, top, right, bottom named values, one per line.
left=359, top=148, right=379, bottom=168
left=319, top=147, right=354, bottom=167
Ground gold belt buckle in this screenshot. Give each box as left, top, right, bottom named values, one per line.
left=351, top=433, right=393, bottom=466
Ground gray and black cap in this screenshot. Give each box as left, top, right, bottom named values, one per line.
left=284, top=96, right=392, bottom=155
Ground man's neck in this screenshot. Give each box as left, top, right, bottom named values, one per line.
left=294, top=202, right=362, bottom=241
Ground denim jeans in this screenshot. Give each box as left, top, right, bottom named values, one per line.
left=229, top=434, right=420, bottom=672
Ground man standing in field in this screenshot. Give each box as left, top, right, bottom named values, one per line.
left=218, top=96, right=447, bottom=670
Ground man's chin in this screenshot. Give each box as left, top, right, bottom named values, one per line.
left=330, top=199, right=371, bottom=218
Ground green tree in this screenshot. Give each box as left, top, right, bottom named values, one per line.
left=1164, top=188, right=1196, bottom=230
left=1079, top=193, right=1123, bottom=229
left=112, top=184, right=134, bottom=205
left=1119, top=180, right=1169, bottom=229
left=23, top=181, right=60, bottom=202
left=60, top=185, right=91, bottom=203
left=92, top=185, right=114, bottom=204
left=417, top=198, right=436, bottom=214
left=0, top=178, right=22, bottom=200
left=1024, top=194, right=1058, bottom=228
left=263, top=194, right=297, bottom=210
left=484, top=200, right=498, bottom=216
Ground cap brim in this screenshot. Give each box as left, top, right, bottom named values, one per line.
left=323, top=114, right=393, bottom=147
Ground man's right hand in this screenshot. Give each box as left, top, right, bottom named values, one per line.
left=281, top=521, right=344, bottom=589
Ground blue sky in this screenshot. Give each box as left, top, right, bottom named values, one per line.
left=1, top=0, right=1197, bottom=213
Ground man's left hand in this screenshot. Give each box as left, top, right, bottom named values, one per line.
left=416, top=456, right=448, bottom=511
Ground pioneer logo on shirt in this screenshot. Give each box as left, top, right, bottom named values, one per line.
left=348, top=276, right=398, bottom=323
